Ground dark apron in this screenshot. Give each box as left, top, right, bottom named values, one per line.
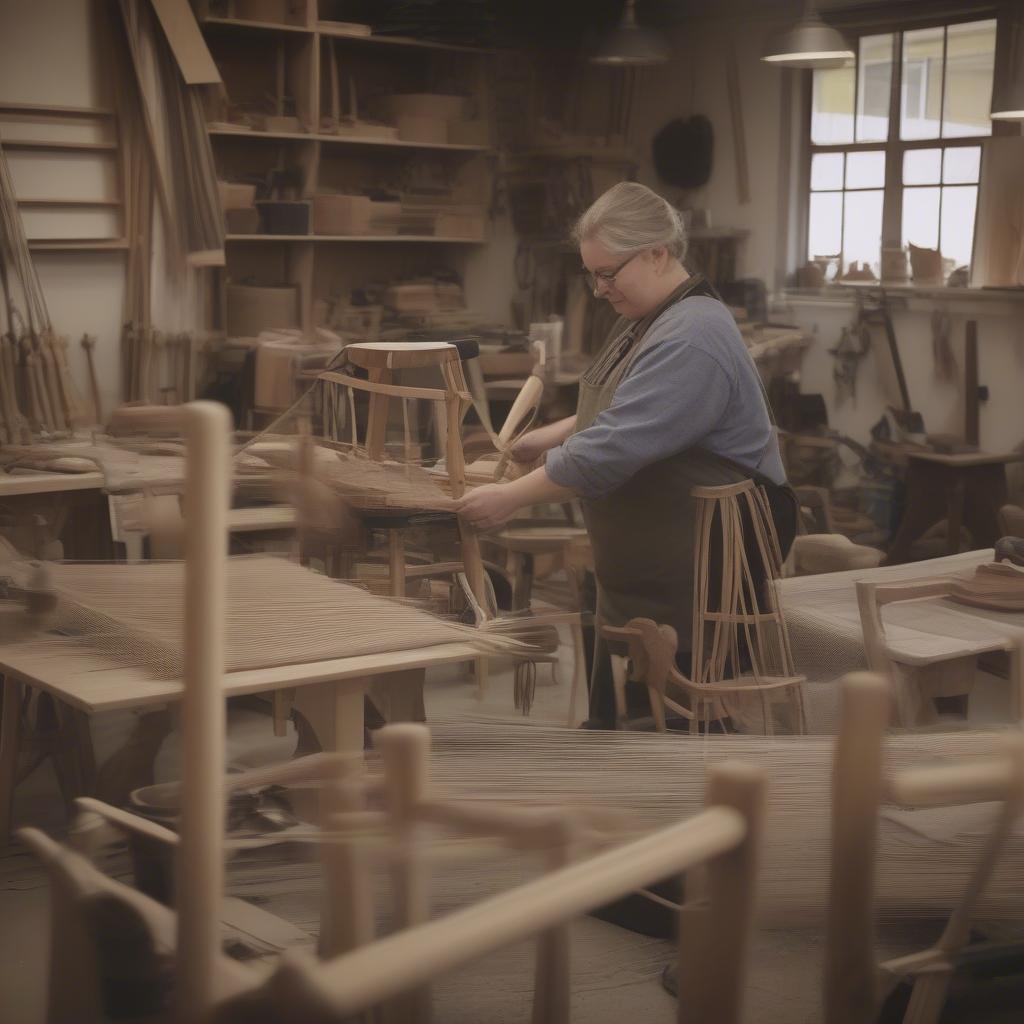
left=575, top=274, right=797, bottom=725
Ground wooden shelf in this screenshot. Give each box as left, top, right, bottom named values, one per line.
left=512, top=145, right=636, bottom=161
left=3, top=139, right=117, bottom=152
left=317, top=21, right=492, bottom=53
left=28, top=239, right=129, bottom=252
left=202, top=16, right=312, bottom=34
left=208, top=125, right=487, bottom=153
left=18, top=197, right=121, bottom=207
left=208, top=126, right=315, bottom=142
left=317, top=134, right=487, bottom=153
left=225, top=233, right=484, bottom=244
left=0, top=102, right=115, bottom=119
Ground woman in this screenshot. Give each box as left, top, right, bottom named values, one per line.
left=458, top=182, right=796, bottom=727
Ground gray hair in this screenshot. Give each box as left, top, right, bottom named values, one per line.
left=572, top=182, right=688, bottom=262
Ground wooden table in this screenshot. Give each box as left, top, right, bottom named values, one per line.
left=885, top=451, right=1024, bottom=565
left=776, top=550, right=1024, bottom=731
left=0, top=636, right=483, bottom=836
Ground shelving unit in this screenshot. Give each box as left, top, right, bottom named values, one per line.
left=197, top=1, right=495, bottom=335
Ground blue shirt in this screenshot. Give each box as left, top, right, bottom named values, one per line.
left=545, top=296, right=786, bottom=499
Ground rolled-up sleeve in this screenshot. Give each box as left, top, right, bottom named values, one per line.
left=545, top=325, right=733, bottom=499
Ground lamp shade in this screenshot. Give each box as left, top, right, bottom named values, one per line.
left=762, top=14, right=854, bottom=69
left=590, top=0, right=670, bottom=67
left=991, top=4, right=1024, bottom=120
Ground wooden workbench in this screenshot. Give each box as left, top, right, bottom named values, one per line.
left=776, top=549, right=1024, bottom=731
left=0, top=636, right=483, bottom=836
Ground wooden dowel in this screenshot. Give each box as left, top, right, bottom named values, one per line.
left=824, top=672, right=890, bottom=1024
left=176, top=401, right=232, bottom=1022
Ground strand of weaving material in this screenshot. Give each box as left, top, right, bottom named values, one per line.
left=376, top=717, right=1024, bottom=927
left=13, top=556, right=526, bottom=677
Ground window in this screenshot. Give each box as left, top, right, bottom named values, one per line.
left=806, top=17, right=996, bottom=281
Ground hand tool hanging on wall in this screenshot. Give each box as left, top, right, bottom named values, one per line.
left=856, top=289, right=924, bottom=436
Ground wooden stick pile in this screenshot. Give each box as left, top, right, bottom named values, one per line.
left=0, top=136, right=90, bottom=437
left=121, top=326, right=199, bottom=405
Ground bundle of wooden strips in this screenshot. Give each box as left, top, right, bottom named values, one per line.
left=0, top=139, right=87, bottom=438
left=390, top=717, right=1024, bottom=926
left=115, top=0, right=223, bottom=268
left=11, top=556, right=525, bottom=677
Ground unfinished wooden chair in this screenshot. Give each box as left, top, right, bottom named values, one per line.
left=855, top=577, right=1024, bottom=727
left=825, top=672, right=1024, bottom=1024
left=603, top=479, right=806, bottom=734
left=318, top=341, right=488, bottom=607
left=212, top=751, right=766, bottom=1024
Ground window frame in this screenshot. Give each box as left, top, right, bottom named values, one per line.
left=803, top=12, right=995, bottom=275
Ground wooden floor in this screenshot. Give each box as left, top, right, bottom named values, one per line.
left=2, top=617, right=1023, bottom=1022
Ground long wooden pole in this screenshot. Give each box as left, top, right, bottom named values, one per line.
left=177, top=400, right=231, bottom=1021
left=823, top=672, right=890, bottom=1024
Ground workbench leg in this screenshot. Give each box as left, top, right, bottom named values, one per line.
left=946, top=477, right=966, bottom=556
left=0, top=677, right=23, bottom=840
left=293, top=682, right=366, bottom=755
left=333, top=685, right=366, bottom=756
left=962, top=465, right=1009, bottom=550
left=884, top=463, right=944, bottom=565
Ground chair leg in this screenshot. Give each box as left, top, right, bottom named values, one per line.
left=567, top=620, right=586, bottom=727
left=0, top=677, right=24, bottom=839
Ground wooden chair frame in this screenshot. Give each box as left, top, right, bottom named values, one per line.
left=825, top=672, right=1024, bottom=1024
left=601, top=480, right=806, bottom=735
left=212, top=752, right=766, bottom=1024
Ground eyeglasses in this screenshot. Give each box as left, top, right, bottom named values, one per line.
left=581, top=252, right=640, bottom=294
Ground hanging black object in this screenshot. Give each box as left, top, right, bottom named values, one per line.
left=651, top=115, right=713, bottom=189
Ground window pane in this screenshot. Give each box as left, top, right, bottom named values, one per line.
left=857, top=33, right=893, bottom=142
left=903, top=148, right=941, bottom=185
left=811, top=152, right=844, bottom=190
left=845, top=150, right=885, bottom=189
left=902, top=186, right=940, bottom=249
left=901, top=27, right=944, bottom=140
left=940, top=185, right=978, bottom=269
left=812, top=63, right=855, bottom=145
left=843, top=189, right=884, bottom=276
left=943, top=19, right=995, bottom=138
left=808, top=192, right=843, bottom=262
left=943, top=145, right=981, bottom=183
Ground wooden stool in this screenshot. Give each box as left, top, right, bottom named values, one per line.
left=605, top=479, right=805, bottom=735
left=885, top=451, right=1024, bottom=565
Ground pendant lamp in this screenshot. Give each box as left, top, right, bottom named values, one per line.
left=590, top=0, right=670, bottom=67
left=762, top=1, right=854, bottom=69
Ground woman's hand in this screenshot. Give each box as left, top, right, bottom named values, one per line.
left=456, top=483, right=520, bottom=531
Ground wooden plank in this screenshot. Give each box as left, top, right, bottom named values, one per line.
left=0, top=470, right=105, bottom=496
left=148, top=0, right=221, bottom=84
left=28, top=239, right=130, bottom=252
left=0, top=102, right=115, bottom=118
left=0, top=638, right=485, bottom=714
left=1, top=139, right=117, bottom=152
left=17, top=198, right=121, bottom=207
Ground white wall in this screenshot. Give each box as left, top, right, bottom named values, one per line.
left=0, top=0, right=127, bottom=420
